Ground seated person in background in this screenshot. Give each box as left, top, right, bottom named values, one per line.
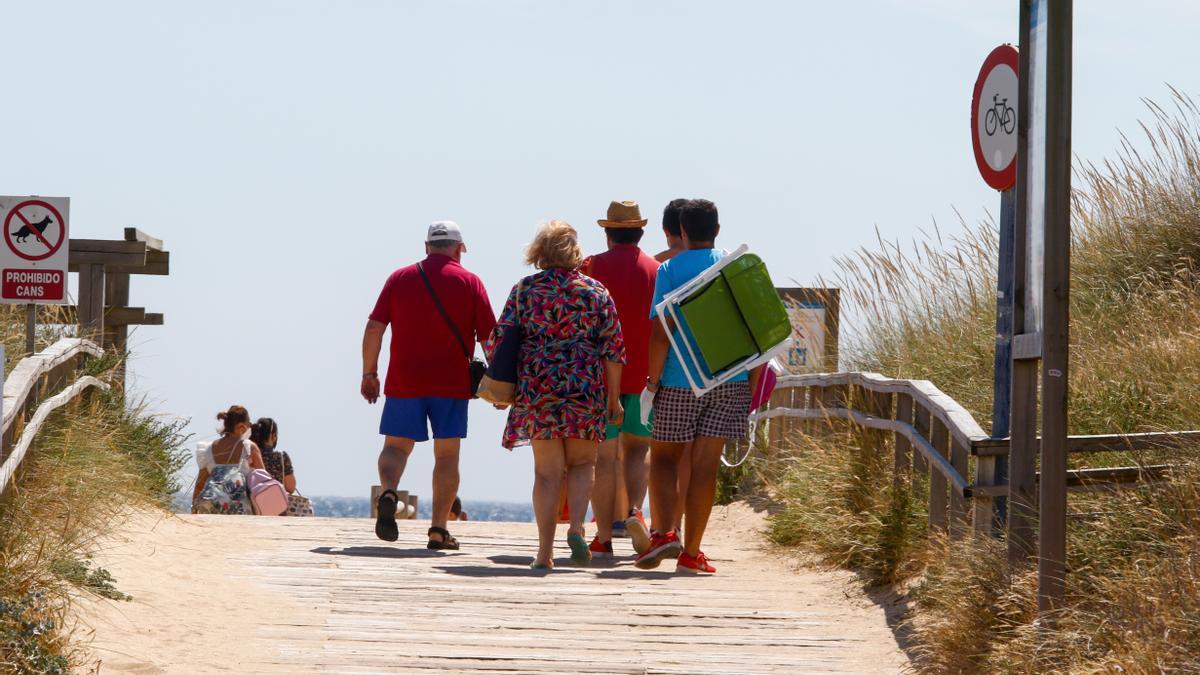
left=450, top=496, right=469, bottom=521
left=251, top=417, right=297, bottom=494
left=193, top=405, right=268, bottom=514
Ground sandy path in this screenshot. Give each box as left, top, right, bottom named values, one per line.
left=74, top=504, right=907, bottom=674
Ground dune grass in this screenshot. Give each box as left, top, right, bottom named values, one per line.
left=764, top=92, right=1200, bottom=672
left=0, top=312, right=188, bottom=673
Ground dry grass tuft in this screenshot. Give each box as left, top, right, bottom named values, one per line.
left=0, top=307, right=187, bottom=672
left=766, top=92, right=1200, bottom=671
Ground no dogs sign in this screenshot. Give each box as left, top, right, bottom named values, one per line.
left=0, top=197, right=70, bottom=303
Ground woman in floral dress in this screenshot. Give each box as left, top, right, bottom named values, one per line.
left=488, top=221, right=626, bottom=569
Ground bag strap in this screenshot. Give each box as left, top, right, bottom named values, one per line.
left=418, top=262, right=471, bottom=361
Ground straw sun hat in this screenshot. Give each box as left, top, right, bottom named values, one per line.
left=597, top=200, right=648, bottom=228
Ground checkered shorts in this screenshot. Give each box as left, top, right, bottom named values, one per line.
left=651, top=381, right=751, bottom=443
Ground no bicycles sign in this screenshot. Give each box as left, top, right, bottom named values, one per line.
left=0, top=196, right=70, bottom=303
left=971, top=44, right=1019, bottom=191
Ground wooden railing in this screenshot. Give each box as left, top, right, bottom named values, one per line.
left=757, top=372, right=1193, bottom=541
left=757, top=372, right=994, bottom=538
left=0, top=339, right=110, bottom=495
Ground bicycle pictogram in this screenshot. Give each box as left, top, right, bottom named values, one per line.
left=984, top=93, right=1015, bottom=137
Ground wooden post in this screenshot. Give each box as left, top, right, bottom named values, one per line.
left=370, top=485, right=382, bottom=518
left=913, top=405, right=931, bottom=477
left=801, top=386, right=815, bottom=435
left=821, top=384, right=839, bottom=433
left=768, top=385, right=785, bottom=450
left=77, top=263, right=105, bottom=340
left=894, top=393, right=913, bottom=491
left=868, top=390, right=893, bottom=460
left=950, top=437, right=970, bottom=539
left=105, top=271, right=131, bottom=387
left=1037, top=0, right=1073, bottom=613
left=24, top=305, right=35, bottom=355
left=778, top=386, right=795, bottom=445
left=973, top=448, right=998, bottom=537
left=928, top=416, right=949, bottom=533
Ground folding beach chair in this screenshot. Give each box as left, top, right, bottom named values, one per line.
left=654, top=245, right=793, bottom=397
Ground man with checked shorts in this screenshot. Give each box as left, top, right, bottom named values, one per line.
left=635, top=199, right=764, bottom=574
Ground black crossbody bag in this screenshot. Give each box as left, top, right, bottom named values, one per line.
left=417, top=263, right=487, bottom=399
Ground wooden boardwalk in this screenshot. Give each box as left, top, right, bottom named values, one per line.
left=76, top=505, right=907, bottom=674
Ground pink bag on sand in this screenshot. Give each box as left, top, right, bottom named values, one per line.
left=246, top=462, right=289, bottom=516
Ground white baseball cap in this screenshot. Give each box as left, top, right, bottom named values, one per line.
left=426, top=220, right=464, bottom=244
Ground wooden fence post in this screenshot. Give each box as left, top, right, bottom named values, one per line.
left=801, top=386, right=815, bottom=435
left=928, top=416, right=949, bottom=533
left=973, top=450, right=998, bottom=537
left=894, top=394, right=913, bottom=491
left=104, top=271, right=131, bottom=386
left=913, top=405, right=931, bottom=477
left=77, top=263, right=105, bottom=340
left=950, top=437, right=970, bottom=540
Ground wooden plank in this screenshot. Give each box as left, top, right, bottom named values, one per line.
left=1008, top=360, right=1039, bottom=563
left=70, top=239, right=147, bottom=255
left=893, top=394, right=913, bottom=491
left=68, top=250, right=147, bottom=267
left=774, top=372, right=990, bottom=451
left=974, top=430, right=1200, bottom=456
left=78, top=508, right=909, bottom=674
left=106, top=305, right=143, bottom=325
left=106, top=249, right=170, bottom=276
left=1012, top=331, right=1042, bottom=360
left=124, top=227, right=164, bottom=251
left=77, top=263, right=106, bottom=339
left=928, top=416, right=949, bottom=533
left=39, top=306, right=163, bottom=327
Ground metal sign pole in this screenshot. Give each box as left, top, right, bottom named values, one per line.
left=991, top=188, right=1016, bottom=529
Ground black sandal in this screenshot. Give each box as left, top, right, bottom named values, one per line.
left=427, top=526, right=460, bottom=550
left=375, top=489, right=399, bottom=542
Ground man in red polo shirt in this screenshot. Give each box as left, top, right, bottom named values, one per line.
left=582, top=200, right=660, bottom=558
left=361, top=221, right=496, bottom=550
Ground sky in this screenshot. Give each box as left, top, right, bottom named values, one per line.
left=2, top=1, right=1198, bottom=502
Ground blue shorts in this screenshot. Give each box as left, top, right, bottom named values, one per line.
left=379, top=397, right=468, bottom=441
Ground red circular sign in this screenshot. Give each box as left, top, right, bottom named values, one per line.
left=971, top=44, right=1019, bottom=191
left=4, top=200, right=66, bottom=262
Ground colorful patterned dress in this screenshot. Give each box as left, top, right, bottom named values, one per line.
left=487, top=268, right=626, bottom=449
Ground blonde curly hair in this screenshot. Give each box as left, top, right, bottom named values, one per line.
left=525, top=220, right=583, bottom=270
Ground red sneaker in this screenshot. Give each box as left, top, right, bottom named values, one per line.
left=624, top=509, right=651, bottom=555
left=676, top=550, right=716, bottom=574
left=589, top=537, right=613, bottom=559
left=634, top=530, right=683, bottom=569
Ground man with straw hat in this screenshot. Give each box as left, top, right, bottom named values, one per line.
left=581, top=200, right=660, bottom=558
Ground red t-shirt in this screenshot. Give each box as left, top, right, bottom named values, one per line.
left=582, top=244, right=660, bottom=395
left=368, top=255, right=497, bottom=400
